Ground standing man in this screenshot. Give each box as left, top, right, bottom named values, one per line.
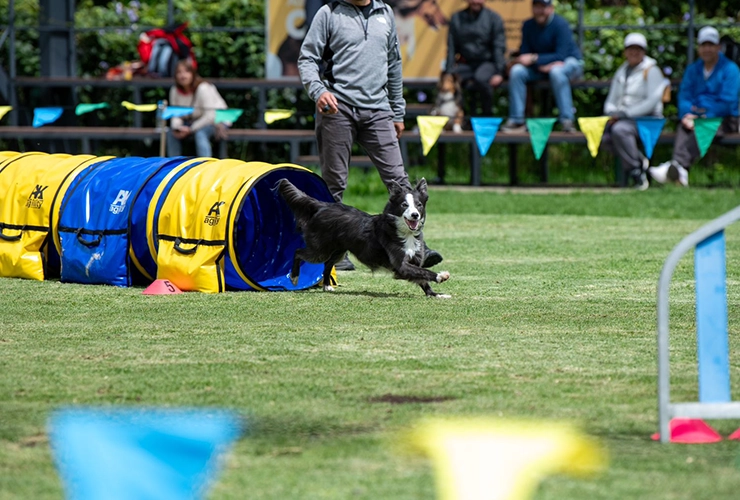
left=298, top=0, right=442, bottom=270
left=649, top=26, right=739, bottom=187
left=500, top=0, right=583, bottom=133
left=446, top=0, right=507, bottom=117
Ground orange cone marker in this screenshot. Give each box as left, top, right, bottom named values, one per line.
left=142, top=279, right=183, bottom=295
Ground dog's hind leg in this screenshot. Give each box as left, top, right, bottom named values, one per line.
left=290, top=248, right=311, bottom=286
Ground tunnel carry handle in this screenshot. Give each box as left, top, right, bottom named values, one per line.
left=0, top=225, right=22, bottom=242
left=76, top=229, right=102, bottom=247
left=173, top=237, right=199, bottom=255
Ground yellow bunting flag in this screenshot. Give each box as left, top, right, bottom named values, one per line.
left=405, top=419, right=607, bottom=500
left=121, top=101, right=157, bottom=112
left=577, top=116, right=610, bottom=158
left=264, top=109, right=294, bottom=124
left=418, top=116, right=449, bottom=156
left=0, top=106, right=12, bottom=121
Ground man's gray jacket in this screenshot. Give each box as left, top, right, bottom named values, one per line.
left=298, top=0, right=406, bottom=122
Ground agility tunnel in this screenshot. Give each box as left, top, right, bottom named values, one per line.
left=0, top=152, right=106, bottom=281
left=149, top=160, right=334, bottom=293
left=0, top=153, right=334, bottom=292
left=52, top=156, right=211, bottom=287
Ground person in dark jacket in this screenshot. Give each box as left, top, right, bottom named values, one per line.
left=649, top=26, right=740, bottom=187
left=446, top=0, right=506, bottom=116
left=500, top=0, right=583, bottom=133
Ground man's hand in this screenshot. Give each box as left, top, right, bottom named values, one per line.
left=394, top=121, right=404, bottom=139
left=537, top=61, right=563, bottom=74
left=518, top=53, right=538, bottom=66
left=489, top=74, right=504, bottom=87
left=173, top=126, right=190, bottom=139
left=317, top=91, right=339, bottom=114
left=681, top=113, right=698, bottom=131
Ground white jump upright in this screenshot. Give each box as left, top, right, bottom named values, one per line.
left=657, top=205, right=740, bottom=443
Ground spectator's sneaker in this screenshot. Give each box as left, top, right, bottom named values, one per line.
left=500, top=120, right=527, bottom=133
left=631, top=169, right=649, bottom=191
left=560, top=119, right=575, bottom=133
left=648, top=162, right=671, bottom=184
left=452, top=123, right=463, bottom=133
left=422, top=248, right=444, bottom=268
left=667, top=161, right=689, bottom=187
left=334, top=254, right=355, bottom=271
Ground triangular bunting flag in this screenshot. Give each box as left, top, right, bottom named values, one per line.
left=75, top=103, right=109, bottom=116
left=694, top=117, right=723, bottom=158
left=577, top=116, right=609, bottom=158
left=215, top=108, right=244, bottom=125
left=122, top=101, right=157, bottom=112
left=635, top=117, right=666, bottom=159
left=33, top=107, right=64, bottom=128
left=526, top=118, right=557, bottom=160
left=264, top=109, right=294, bottom=124
left=162, top=106, right=194, bottom=120
left=406, top=419, right=607, bottom=500
left=470, top=117, right=503, bottom=156
left=0, top=105, right=12, bottom=121
left=49, top=407, right=243, bottom=500
left=418, top=116, right=449, bottom=156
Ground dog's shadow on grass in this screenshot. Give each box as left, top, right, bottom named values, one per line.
left=324, top=290, right=412, bottom=299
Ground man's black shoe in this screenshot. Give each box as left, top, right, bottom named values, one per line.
left=422, top=248, right=443, bottom=268
left=334, top=255, right=356, bottom=271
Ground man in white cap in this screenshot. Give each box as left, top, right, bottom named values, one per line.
left=603, top=33, right=667, bottom=190
left=649, top=26, right=740, bottom=186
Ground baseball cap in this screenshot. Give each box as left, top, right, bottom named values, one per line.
left=533, top=0, right=552, bottom=5
left=624, top=33, right=647, bottom=50
left=697, top=26, right=720, bottom=45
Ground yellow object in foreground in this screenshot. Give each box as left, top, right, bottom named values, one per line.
left=406, top=419, right=607, bottom=500
left=418, top=116, right=449, bottom=156
left=577, top=116, right=610, bottom=158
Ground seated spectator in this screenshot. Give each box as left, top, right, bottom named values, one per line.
left=500, top=0, right=583, bottom=133
left=603, top=33, right=667, bottom=190
left=167, top=60, right=228, bottom=158
left=446, top=0, right=506, bottom=117
left=649, top=26, right=740, bottom=187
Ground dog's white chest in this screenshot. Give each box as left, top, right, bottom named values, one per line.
left=403, top=235, right=421, bottom=258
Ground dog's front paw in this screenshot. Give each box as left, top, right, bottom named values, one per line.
left=323, top=285, right=335, bottom=292
left=436, top=271, right=450, bottom=283
left=290, top=274, right=299, bottom=286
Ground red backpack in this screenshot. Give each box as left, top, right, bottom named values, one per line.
left=138, top=23, right=197, bottom=77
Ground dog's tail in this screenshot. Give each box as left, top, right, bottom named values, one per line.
left=274, top=178, right=324, bottom=226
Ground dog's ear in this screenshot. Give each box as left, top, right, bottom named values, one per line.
left=388, top=180, right=405, bottom=199
left=415, top=178, right=428, bottom=201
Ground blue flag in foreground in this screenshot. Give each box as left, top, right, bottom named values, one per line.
left=470, top=117, right=503, bottom=156
left=49, top=408, right=242, bottom=500
left=162, top=106, right=194, bottom=120
left=33, top=107, right=64, bottom=128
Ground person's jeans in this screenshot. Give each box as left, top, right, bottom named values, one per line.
left=167, top=124, right=216, bottom=157
left=507, top=57, right=584, bottom=123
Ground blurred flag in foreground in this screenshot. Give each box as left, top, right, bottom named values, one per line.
left=49, top=407, right=242, bottom=500
left=405, top=418, right=607, bottom=500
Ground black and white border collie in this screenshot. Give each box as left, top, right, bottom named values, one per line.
left=276, top=178, right=451, bottom=298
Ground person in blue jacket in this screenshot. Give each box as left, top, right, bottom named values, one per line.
left=649, top=26, right=740, bottom=187
left=500, top=0, right=583, bottom=133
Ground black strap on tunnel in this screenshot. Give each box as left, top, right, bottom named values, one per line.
left=56, top=225, right=127, bottom=248
left=0, top=222, right=48, bottom=242
left=158, top=234, right=226, bottom=255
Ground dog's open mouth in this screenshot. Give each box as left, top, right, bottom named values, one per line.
left=404, top=217, right=421, bottom=231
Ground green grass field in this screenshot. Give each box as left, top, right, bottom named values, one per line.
left=1, top=183, right=740, bottom=499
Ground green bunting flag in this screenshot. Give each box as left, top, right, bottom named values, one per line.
left=526, top=118, right=557, bottom=160
left=75, top=103, right=109, bottom=116
left=694, top=117, right=723, bottom=158
left=215, top=109, right=244, bottom=125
